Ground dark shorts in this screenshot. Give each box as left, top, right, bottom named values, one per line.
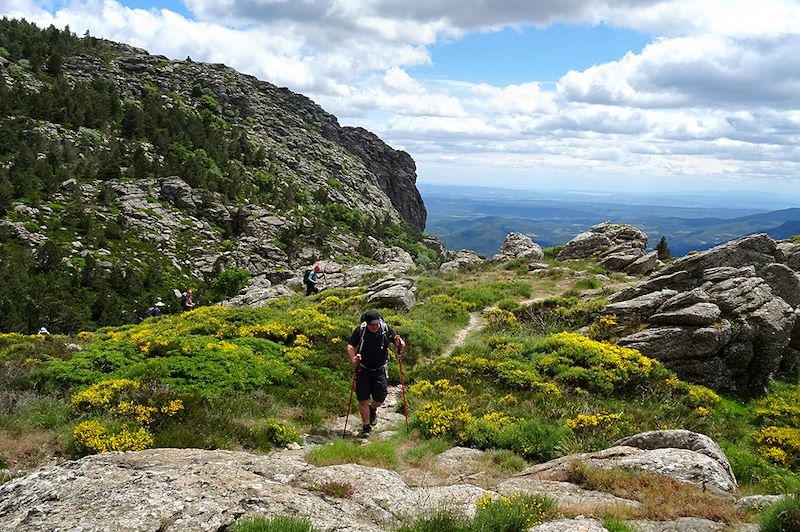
left=355, top=366, right=388, bottom=403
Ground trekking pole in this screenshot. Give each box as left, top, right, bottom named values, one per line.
left=396, top=344, right=409, bottom=431
left=342, top=367, right=358, bottom=437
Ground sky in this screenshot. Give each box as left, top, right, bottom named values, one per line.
left=3, top=0, right=800, bottom=199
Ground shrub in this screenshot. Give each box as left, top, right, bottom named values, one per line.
left=495, top=417, right=570, bottom=461
left=758, top=492, right=800, bottom=532
left=756, top=426, right=800, bottom=466
left=532, top=332, right=669, bottom=395
left=261, top=418, right=299, bottom=447
left=473, top=493, right=556, bottom=531
left=73, top=420, right=154, bottom=454
left=210, top=267, right=250, bottom=298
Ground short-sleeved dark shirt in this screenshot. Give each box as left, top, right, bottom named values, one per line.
left=349, top=323, right=397, bottom=370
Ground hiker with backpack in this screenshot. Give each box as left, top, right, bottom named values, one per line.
left=180, top=288, right=195, bottom=311
left=303, top=264, right=323, bottom=296
left=346, top=310, right=405, bottom=437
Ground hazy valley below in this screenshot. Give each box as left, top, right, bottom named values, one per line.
left=421, top=184, right=800, bottom=257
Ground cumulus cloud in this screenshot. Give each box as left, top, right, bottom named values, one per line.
left=558, top=34, right=800, bottom=109
left=3, top=0, right=800, bottom=190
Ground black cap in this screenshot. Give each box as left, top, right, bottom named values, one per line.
left=363, top=310, right=382, bottom=324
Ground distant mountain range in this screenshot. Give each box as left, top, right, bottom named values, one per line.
left=420, top=184, right=800, bottom=257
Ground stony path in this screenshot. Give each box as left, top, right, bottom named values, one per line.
left=442, top=311, right=483, bottom=357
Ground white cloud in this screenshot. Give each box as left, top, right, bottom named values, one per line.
left=4, top=0, right=800, bottom=192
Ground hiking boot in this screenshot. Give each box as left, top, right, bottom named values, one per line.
left=369, top=406, right=377, bottom=426
left=358, top=424, right=371, bottom=438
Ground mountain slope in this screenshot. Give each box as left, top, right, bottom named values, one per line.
left=0, top=18, right=429, bottom=333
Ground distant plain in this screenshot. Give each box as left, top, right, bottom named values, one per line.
left=420, top=184, right=800, bottom=257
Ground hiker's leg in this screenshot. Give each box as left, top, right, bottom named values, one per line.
left=355, top=373, right=371, bottom=425
left=358, top=399, right=370, bottom=425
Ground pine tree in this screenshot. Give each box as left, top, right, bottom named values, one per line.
left=655, top=235, right=671, bottom=260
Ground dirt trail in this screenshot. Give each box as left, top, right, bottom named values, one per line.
left=442, top=311, right=483, bottom=357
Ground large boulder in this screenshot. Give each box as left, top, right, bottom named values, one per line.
left=608, top=234, right=799, bottom=394
left=440, top=250, right=484, bottom=273
left=0, top=448, right=490, bottom=532
left=493, top=232, right=544, bottom=262
left=557, top=222, right=655, bottom=275
left=510, top=430, right=737, bottom=495
left=365, top=276, right=416, bottom=310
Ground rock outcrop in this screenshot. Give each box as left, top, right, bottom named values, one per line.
left=440, top=249, right=484, bottom=272
left=364, top=276, right=416, bottom=310
left=0, top=430, right=758, bottom=532
left=607, top=234, right=800, bottom=393
left=557, top=222, right=657, bottom=275
left=493, top=232, right=544, bottom=263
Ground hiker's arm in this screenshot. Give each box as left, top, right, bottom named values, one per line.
left=346, top=344, right=360, bottom=366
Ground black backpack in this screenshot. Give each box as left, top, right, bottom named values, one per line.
left=303, top=269, right=313, bottom=283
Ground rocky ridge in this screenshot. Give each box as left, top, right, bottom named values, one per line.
left=607, top=234, right=800, bottom=394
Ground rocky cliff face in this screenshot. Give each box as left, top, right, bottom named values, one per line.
left=607, top=234, right=800, bottom=394
left=61, top=50, right=426, bottom=232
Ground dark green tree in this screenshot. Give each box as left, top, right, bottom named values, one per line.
left=655, top=235, right=671, bottom=260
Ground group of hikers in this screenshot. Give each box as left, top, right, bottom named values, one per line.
left=146, top=288, right=195, bottom=317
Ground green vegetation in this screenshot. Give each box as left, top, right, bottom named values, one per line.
left=758, top=492, right=800, bottom=532
left=396, top=494, right=556, bottom=532
left=231, top=515, right=319, bottom=532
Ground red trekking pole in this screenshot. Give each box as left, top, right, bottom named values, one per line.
left=342, top=367, right=358, bottom=437
left=396, top=345, right=409, bottom=431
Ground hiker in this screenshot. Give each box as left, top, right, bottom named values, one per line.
left=180, top=288, right=195, bottom=311
left=346, top=310, right=405, bottom=436
left=37, top=326, right=50, bottom=335
left=148, top=300, right=165, bottom=317
left=303, top=264, right=323, bottom=296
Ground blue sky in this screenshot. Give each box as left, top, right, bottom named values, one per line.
left=3, top=0, right=800, bottom=201
left=410, top=24, right=653, bottom=86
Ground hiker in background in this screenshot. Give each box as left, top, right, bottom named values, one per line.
left=346, top=310, right=405, bottom=437
left=303, top=264, right=323, bottom=296
left=37, top=326, right=50, bottom=335
left=180, top=288, right=195, bottom=312
left=148, top=300, right=165, bottom=317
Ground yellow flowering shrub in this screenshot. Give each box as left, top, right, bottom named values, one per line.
left=755, top=385, right=800, bottom=428
left=755, top=426, right=800, bottom=466
left=239, top=322, right=293, bottom=341
left=498, top=394, right=518, bottom=406
left=72, top=379, right=141, bottom=409
left=77, top=331, right=93, bottom=341
left=289, top=307, right=336, bottom=338
left=474, top=493, right=555, bottom=528
left=587, top=314, right=618, bottom=341
left=484, top=308, right=519, bottom=330
left=535, top=332, right=666, bottom=394
left=72, top=379, right=183, bottom=428
left=284, top=346, right=310, bottom=364
left=293, top=334, right=313, bottom=348
left=565, top=411, right=622, bottom=434
left=686, top=385, right=721, bottom=409
left=416, top=400, right=474, bottom=440
left=73, top=420, right=154, bottom=454
left=317, top=295, right=344, bottom=313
